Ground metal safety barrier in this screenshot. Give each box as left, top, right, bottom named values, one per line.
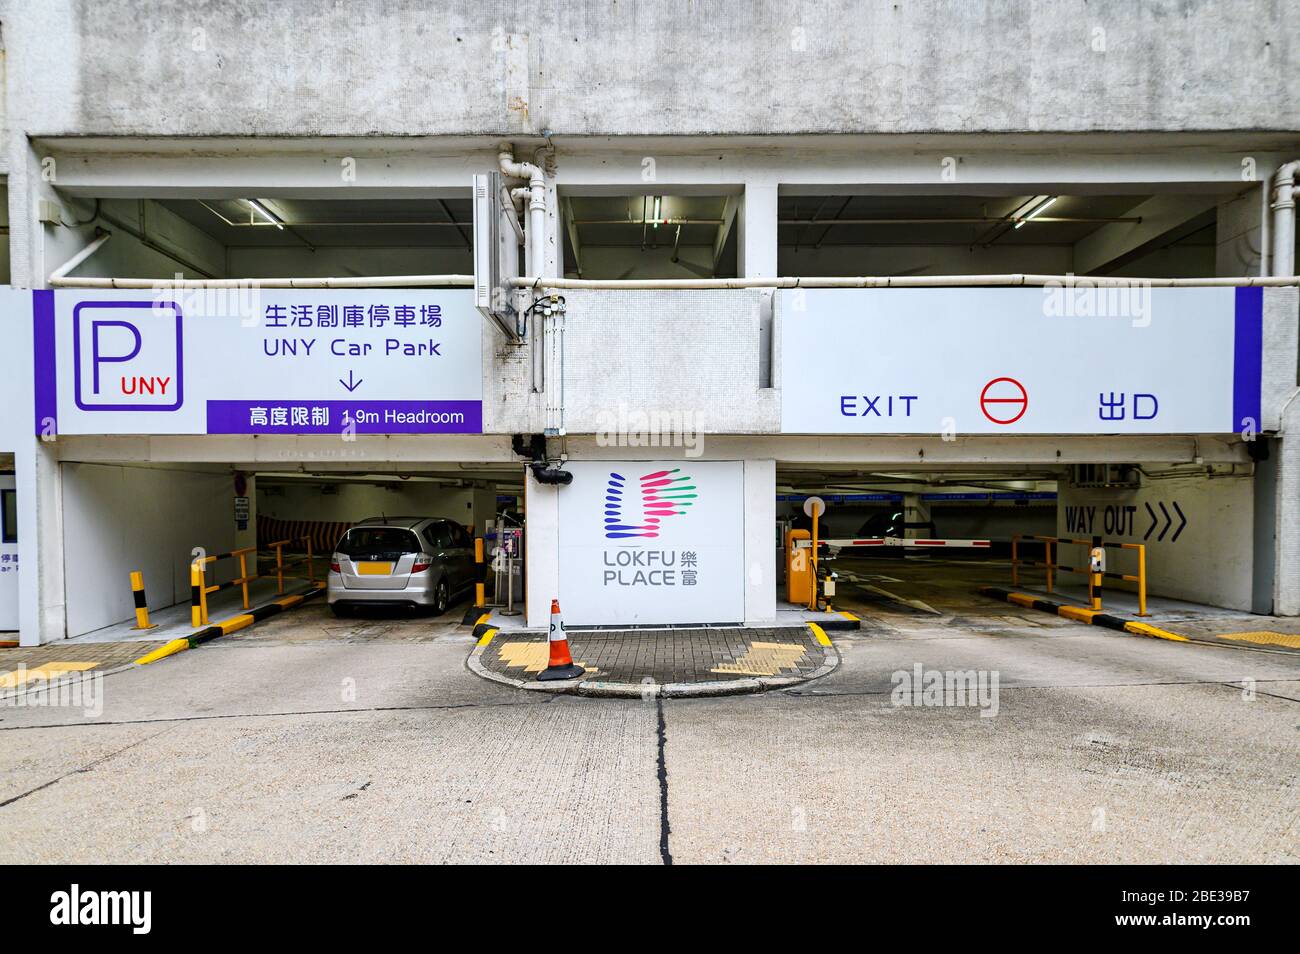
left=1011, top=534, right=1148, bottom=617
left=266, top=536, right=316, bottom=595
left=190, top=536, right=317, bottom=627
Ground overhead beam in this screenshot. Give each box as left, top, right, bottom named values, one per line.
left=713, top=194, right=739, bottom=273
left=1073, top=194, right=1221, bottom=274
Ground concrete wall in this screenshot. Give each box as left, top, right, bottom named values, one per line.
left=524, top=457, right=776, bottom=627
left=258, top=480, right=492, bottom=534
left=60, top=462, right=239, bottom=636
left=8, top=1, right=1296, bottom=136
left=558, top=289, right=777, bottom=434
left=1056, top=470, right=1255, bottom=611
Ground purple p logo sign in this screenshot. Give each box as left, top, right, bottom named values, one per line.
left=73, top=301, right=184, bottom=412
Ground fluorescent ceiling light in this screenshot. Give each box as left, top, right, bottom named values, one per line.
left=1013, top=196, right=1056, bottom=229
left=246, top=199, right=284, bottom=230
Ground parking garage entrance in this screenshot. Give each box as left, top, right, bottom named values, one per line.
left=775, top=454, right=1260, bottom=629
left=55, top=457, right=525, bottom=644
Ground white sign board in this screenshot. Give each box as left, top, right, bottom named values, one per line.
left=35, top=289, right=482, bottom=435
left=557, top=460, right=745, bottom=626
left=780, top=287, right=1262, bottom=435
left=0, top=476, right=16, bottom=632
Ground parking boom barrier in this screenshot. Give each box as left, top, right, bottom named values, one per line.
left=792, top=536, right=993, bottom=551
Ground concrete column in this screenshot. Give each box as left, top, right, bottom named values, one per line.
left=16, top=441, right=65, bottom=646
left=903, top=493, right=931, bottom=539
left=739, top=181, right=779, bottom=278
left=1216, top=187, right=1265, bottom=277
left=743, top=458, right=776, bottom=623
left=523, top=466, right=559, bottom=628
left=1275, top=401, right=1300, bottom=616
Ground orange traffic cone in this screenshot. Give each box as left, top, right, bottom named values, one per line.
left=537, top=598, right=585, bottom=681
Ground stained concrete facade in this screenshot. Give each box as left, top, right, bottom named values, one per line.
left=5, top=0, right=1297, bottom=137
left=0, top=1, right=1297, bottom=642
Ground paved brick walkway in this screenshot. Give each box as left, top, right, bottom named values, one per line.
left=0, top=641, right=166, bottom=692
left=480, top=626, right=830, bottom=686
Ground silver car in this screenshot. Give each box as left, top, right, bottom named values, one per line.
left=328, top=516, right=475, bottom=616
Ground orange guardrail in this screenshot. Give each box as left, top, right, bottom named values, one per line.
left=189, top=536, right=316, bottom=627
left=1011, top=534, right=1148, bottom=617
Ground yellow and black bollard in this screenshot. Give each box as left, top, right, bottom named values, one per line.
left=190, top=562, right=205, bottom=628
left=474, top=537, right=486, bottom=609
left=130, top=571, right=159, bottom=630
left=462, top=537, right=489, bottom=625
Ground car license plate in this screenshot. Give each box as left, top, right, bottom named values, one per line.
left=356, top=562, right=393, bottom=576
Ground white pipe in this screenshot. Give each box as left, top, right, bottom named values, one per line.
left=50, top=274, right=474, bottom=289
left=48, top=272, right=1298, bottom=291
left=510, top=273, right=1300, bottom=290
left=1271, top=160, right=1300, bottom=277
left=498, top=142, right=546, bottom=279
left=48, top=231, right=112, bottom=283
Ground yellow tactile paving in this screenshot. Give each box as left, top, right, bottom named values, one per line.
left=0, top=661, right=98, bottom=689
left=1214, top=631, right=1300, bottom=649
left=495, top=641, right=594, bottom=673
left=710, top=641, right=809, bottom=677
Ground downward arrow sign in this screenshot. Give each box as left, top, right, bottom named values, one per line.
left=339, top=369, right=363, bottom=393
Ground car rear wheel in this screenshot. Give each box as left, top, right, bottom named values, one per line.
left=431, top=578, right=450, bottom=616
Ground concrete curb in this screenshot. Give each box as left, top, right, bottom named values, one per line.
left=977, top=586, right=1189, bottom=642
left=465, top=625, right=843, bottom=699
left=133, top=583, right=328, bottom=666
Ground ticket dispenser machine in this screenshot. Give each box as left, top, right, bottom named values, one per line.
left=785, top=528, right=813, bottom=605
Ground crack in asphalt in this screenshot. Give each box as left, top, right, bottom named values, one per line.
left=656, top=697, right=673, bottom=866
left=786, top=676, right=1300, bottom=700
left=0, top=696, right=556, bottom=732
left=0, top=727, right=174, bottom=808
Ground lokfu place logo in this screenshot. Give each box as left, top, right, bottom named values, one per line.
left=603, top=468, right=697, bottom=539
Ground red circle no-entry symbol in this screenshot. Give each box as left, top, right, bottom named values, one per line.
left=979, top=377, right=1028, bottom=425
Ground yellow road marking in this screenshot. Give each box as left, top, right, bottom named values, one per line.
left=711, top=641, right=808, bottom=677
left=495, top=641, right=593, bottom=674
left=219, top=614, right=256, bottom=635
left=476, top=626, right=498, bottom=647
left=0, top=661, right=98, bottom=689
left=1059, top=605, right=1101, bottom=623
left=1213, top=630, right=1300, bottom=649
left=837, top=611, right=859, bottom=622
left=474, top=613, right=491, bottom=627
left=1123, top=621, right=1189, bottom=642
left=1007, top=593, right=1037, bottom=609
left=807, top=623, right=833, bottom=647
left=135, top=638, right=191, bottom=665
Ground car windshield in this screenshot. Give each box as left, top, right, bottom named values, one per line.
left=337, top=527, right=421, bottom=559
